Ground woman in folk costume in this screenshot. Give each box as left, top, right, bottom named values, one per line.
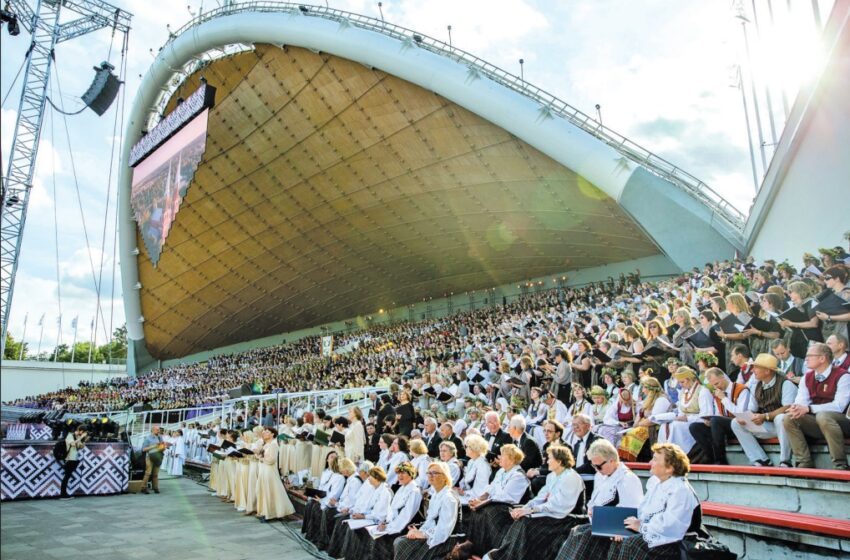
left=333, top=466, right=393, bottom=559
left=169, top=429, right=186, bottom=477
left=393, top=461, right=461, bottom=560
left=456, top=434, right=491, bottom=506
left=315, top=459, right=368, bottom=552
left=564, top=384, right=593, bottom=441
left=254, top=427, right=295, bottom=521
left=554, top=439, right=645, bottom=560
left=653, top=367, right=713, bottom=454
left=588, top=386, right=610, bottom=426
left=618, top=377, right=671, bottom=462
left=525, top=386, right=550, bottom=447
left=345, top=406, right=367, bottom=462
left=409, top=439, right=433, bottom=491
left=302, top=450, right=345, bottom=542
left=481, top=445, right=585, bottom=560
left=358, top=462, right=423, bottom=560
left=244, top=428, right=264, bottom=515
left=233, top=430, right=252, bottom=513
left=217, top=430, right=236, bottom=500
left=208, top=428, right=225, bottom=496
left=452, top=444, right=529, bottom=558
left=814, top=264, right=850, bottom=342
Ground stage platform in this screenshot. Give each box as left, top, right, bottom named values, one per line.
left=0, top=477, right=313, bottom=560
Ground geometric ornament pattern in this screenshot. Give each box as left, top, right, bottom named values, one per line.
left=1, top=442, right=130, bottom=501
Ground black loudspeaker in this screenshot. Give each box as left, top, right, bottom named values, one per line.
left=81, top=61, right=121, bottom=116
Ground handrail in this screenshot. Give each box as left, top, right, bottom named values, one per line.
left=150, top=1, right=746, bottom=237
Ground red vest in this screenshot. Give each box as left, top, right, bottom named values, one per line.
left=714, top=383, right=747, bottom=417
left=836, top=354, right=850, bottom=372
left=804, top=367, right=849, bottom=405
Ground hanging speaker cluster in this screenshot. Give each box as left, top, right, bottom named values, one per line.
left=81, top=61, right=121, bottom=116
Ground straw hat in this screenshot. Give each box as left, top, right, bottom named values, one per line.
left=752, top=353, right=779, bottom=371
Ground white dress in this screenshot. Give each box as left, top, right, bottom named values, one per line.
left=655, top=385, right=714, bottom=453
left=169, top=436, right=185, bottom=476
left=255, top=440, right=295, bottom=520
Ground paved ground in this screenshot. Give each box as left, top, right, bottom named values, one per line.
left=0, top=477, right=321, bottom=560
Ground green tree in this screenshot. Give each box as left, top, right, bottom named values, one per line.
left=4, top=332, right=27, bottom=360
left=98, top=324, right=127, bottom=363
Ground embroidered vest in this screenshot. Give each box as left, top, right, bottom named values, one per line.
left=754, top=377, right=785, bottom=413
left=713, top=383, right=747, bottom=417
left=739, top=365, right=753, bottom=384
left=617, top=404, right=634, bottom=422
left=804, top=368, right=849, bottom=405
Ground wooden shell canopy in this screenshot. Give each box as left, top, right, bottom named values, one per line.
left=136, top=45, right=660, bottom=359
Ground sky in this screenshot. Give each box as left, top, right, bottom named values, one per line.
left=0, top=0, right=835, bottom=356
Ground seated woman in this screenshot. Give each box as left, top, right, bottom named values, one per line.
left=438, top=441, right=463, bottom=488
left=302, top=450, right=344, bottom=542
left=618, top=377, right=671, bottom=461
left=348, top=462, right=423, bottom=560
left=556, top=443, right=699, bottom=560
left=387, top=436, right=411, bottom=488
left=331, top=466, right=393, bottom=559
left=565, top=384, right=593, bottom=439
left=377, top=433, right=395, bottom=473
left=323, top=462, right=377, bottom=555
left=254, top=427, right=295, bottom=522
left=457, top=434, right=491, bottom=506
left=409, top=439, right=433, bottom=491
left=588, top=386, right=610, bottom=426
left=594, top=388, right=635, bottom=446
left=483, top=445, right=585, bottom=560
left=554, top=439, right=644, bottom=560
left=393, top=461, right=461, bottom=560
left=453, top=444, right=529, bottom=558
left=653, top=367, right=712, bottom=456
left=313, top=458, right=362, bottom=550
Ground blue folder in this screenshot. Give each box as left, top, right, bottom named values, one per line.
left=591, top=506, right=639, bottom=538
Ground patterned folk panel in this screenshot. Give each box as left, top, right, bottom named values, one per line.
left=1, top=442, right=130, bottom=501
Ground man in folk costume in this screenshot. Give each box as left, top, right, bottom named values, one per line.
left=771, top=339, right=805, bottom=385
left=783, top=343, right=850, bottom=470
left=652, top=367, right=713, bottom=456
left=730, top=343, right=756, bottom=390
left=730, top=354, right=797, bottom=467
left=688, top=367, right=751, bottom=465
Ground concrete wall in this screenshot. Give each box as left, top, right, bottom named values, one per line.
left=746, top=3, right=850, bottom=260
left=0, top=361, right=127, bottom=402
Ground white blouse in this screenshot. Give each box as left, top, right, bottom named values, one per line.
left=349, top=480, right=376, bottom=515
left=483, top=465, right=528, bottom=504
left=387, top=452, right=411, bottom=486
left=602, top=402, right=635, bottom=426
left=319, top=472, right=346, bottom=509
left=637, top=476, right=699, bottom=548
left=377, top=448, right=392, bottom=473
left=421, top=486, right=459, bottom=548
left=527, top=468, right=584, bottom=519
left=412, top=454, right=432, bottom=489
left=364, top=483, right=393, bottom=523
left=587, top=463, right=643, bottom=513
left=336, top=474, right=363, bottom=511
left=385, top=482, right=423, bottom=535
left=460, top=456, right=491, bottom=500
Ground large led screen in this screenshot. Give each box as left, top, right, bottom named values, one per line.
left=130, top=109, right=209, bottom=266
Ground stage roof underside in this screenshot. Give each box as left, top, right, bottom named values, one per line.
left=137, top=45, right=660, bottom=359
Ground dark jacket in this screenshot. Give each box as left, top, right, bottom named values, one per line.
left=515, top=433, right=542, bottom=472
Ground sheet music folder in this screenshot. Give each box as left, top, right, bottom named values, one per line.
left=591, top=506, right=639, bottom=537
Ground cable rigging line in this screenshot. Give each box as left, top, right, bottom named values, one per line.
left=1, top=52, right=27, bottom=109
left=49, top=106, right=64, bottom=361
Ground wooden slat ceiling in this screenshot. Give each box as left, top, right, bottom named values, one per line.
left=136, top=45, right=660, bottom=359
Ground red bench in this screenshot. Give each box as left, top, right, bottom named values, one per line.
left=625, top=461, right=850, bottom=482
left=702, top=501, right=850, bottom=539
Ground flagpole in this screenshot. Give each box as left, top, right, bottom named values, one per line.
left=36, top=314, right=45, bottom=360
left=53, top=314, right=62, bottom=362
left=88, top=318, right=94, bottom=363
left=71, top=316, right=79, bottom=363
left=18, top=313, right=28, bottom=360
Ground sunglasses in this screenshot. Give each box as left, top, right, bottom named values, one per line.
left=591, top=459, right=609, bottom=471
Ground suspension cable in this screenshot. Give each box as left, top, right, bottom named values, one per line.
left=1, top=52, right=27, bottom=108
left=49, top=106, right=64, bottom=361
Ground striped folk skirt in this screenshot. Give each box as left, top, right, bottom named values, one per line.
left=554, top=524, right=681, bottom=560
left=466, top=502, right=514, bottom=555
left=489, top=514, right=587, bottom=560
left=324, top=513, right=351, bottom=557
left=316, top=507, right=341, bottom=550
left=393, top=535, right=457, bottom=560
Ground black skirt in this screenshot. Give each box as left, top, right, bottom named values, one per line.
left=554, top=523, right=610, bottom=560
left=326, top=514, right=352, bottom=558
left=490, top=514, right=586, bottom=560
left=301, top=499, right=321, bottom=541
left=316, top=507, right=340, bottom=549
left=607, top=535, right=681, bottom=560
left=341, top=526, right=372, bottom=559
left=466, top=502, right=514, bottom=555
left=366, top=531, right=403, bottom=560
left=393, top=536, right=457, bottom=560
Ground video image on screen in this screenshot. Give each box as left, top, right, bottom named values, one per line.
left=131, top=109, right=209, bottom=266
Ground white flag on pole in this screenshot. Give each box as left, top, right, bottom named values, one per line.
left=38, top=313, right=45, bottom=327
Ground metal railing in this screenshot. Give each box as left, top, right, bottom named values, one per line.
left=151, top=1, right=746, bottom=239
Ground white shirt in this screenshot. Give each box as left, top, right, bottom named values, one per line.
left=420, top=486, right=459, bottom=548
left=377, top=448, right=392, bottom=473
left=713, top=383, right=751, bottom=416
left=460, top=456, right=491, bottom=500
left=746, top=376, right=798, bottom=413
left=794, top=366, right=850, bottom=414
left=412, top=454, right=432, bottom=489
left=350, top=479, right=377, bottom=515
left=527, top=468, right=584, bottom=519
left=384, top=481, right=423, bottom=534
left=602, top=403, right=634, bottom=426
left=364, top=483, right=393, bottom=523
left=546, top=399, right=570, bottom=425
left=386, top=451, right=410, bottom=486
left=588, top=463, right=644, bottom=514
left=319, top=472, right=346, bottom=509
left=638, top=476, right=699, bottom=548
left=564, top=432, right=591, bottom=468
left=337, top=474, right=363, bottom=511
left=483, top=465, right=528, bottom=504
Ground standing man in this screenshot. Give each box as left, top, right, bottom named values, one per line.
left=783, top=343, right=850, bottom=470
left=60, top=425, right=89, bottom=500
left=140, top=425, right=167, bottom=494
